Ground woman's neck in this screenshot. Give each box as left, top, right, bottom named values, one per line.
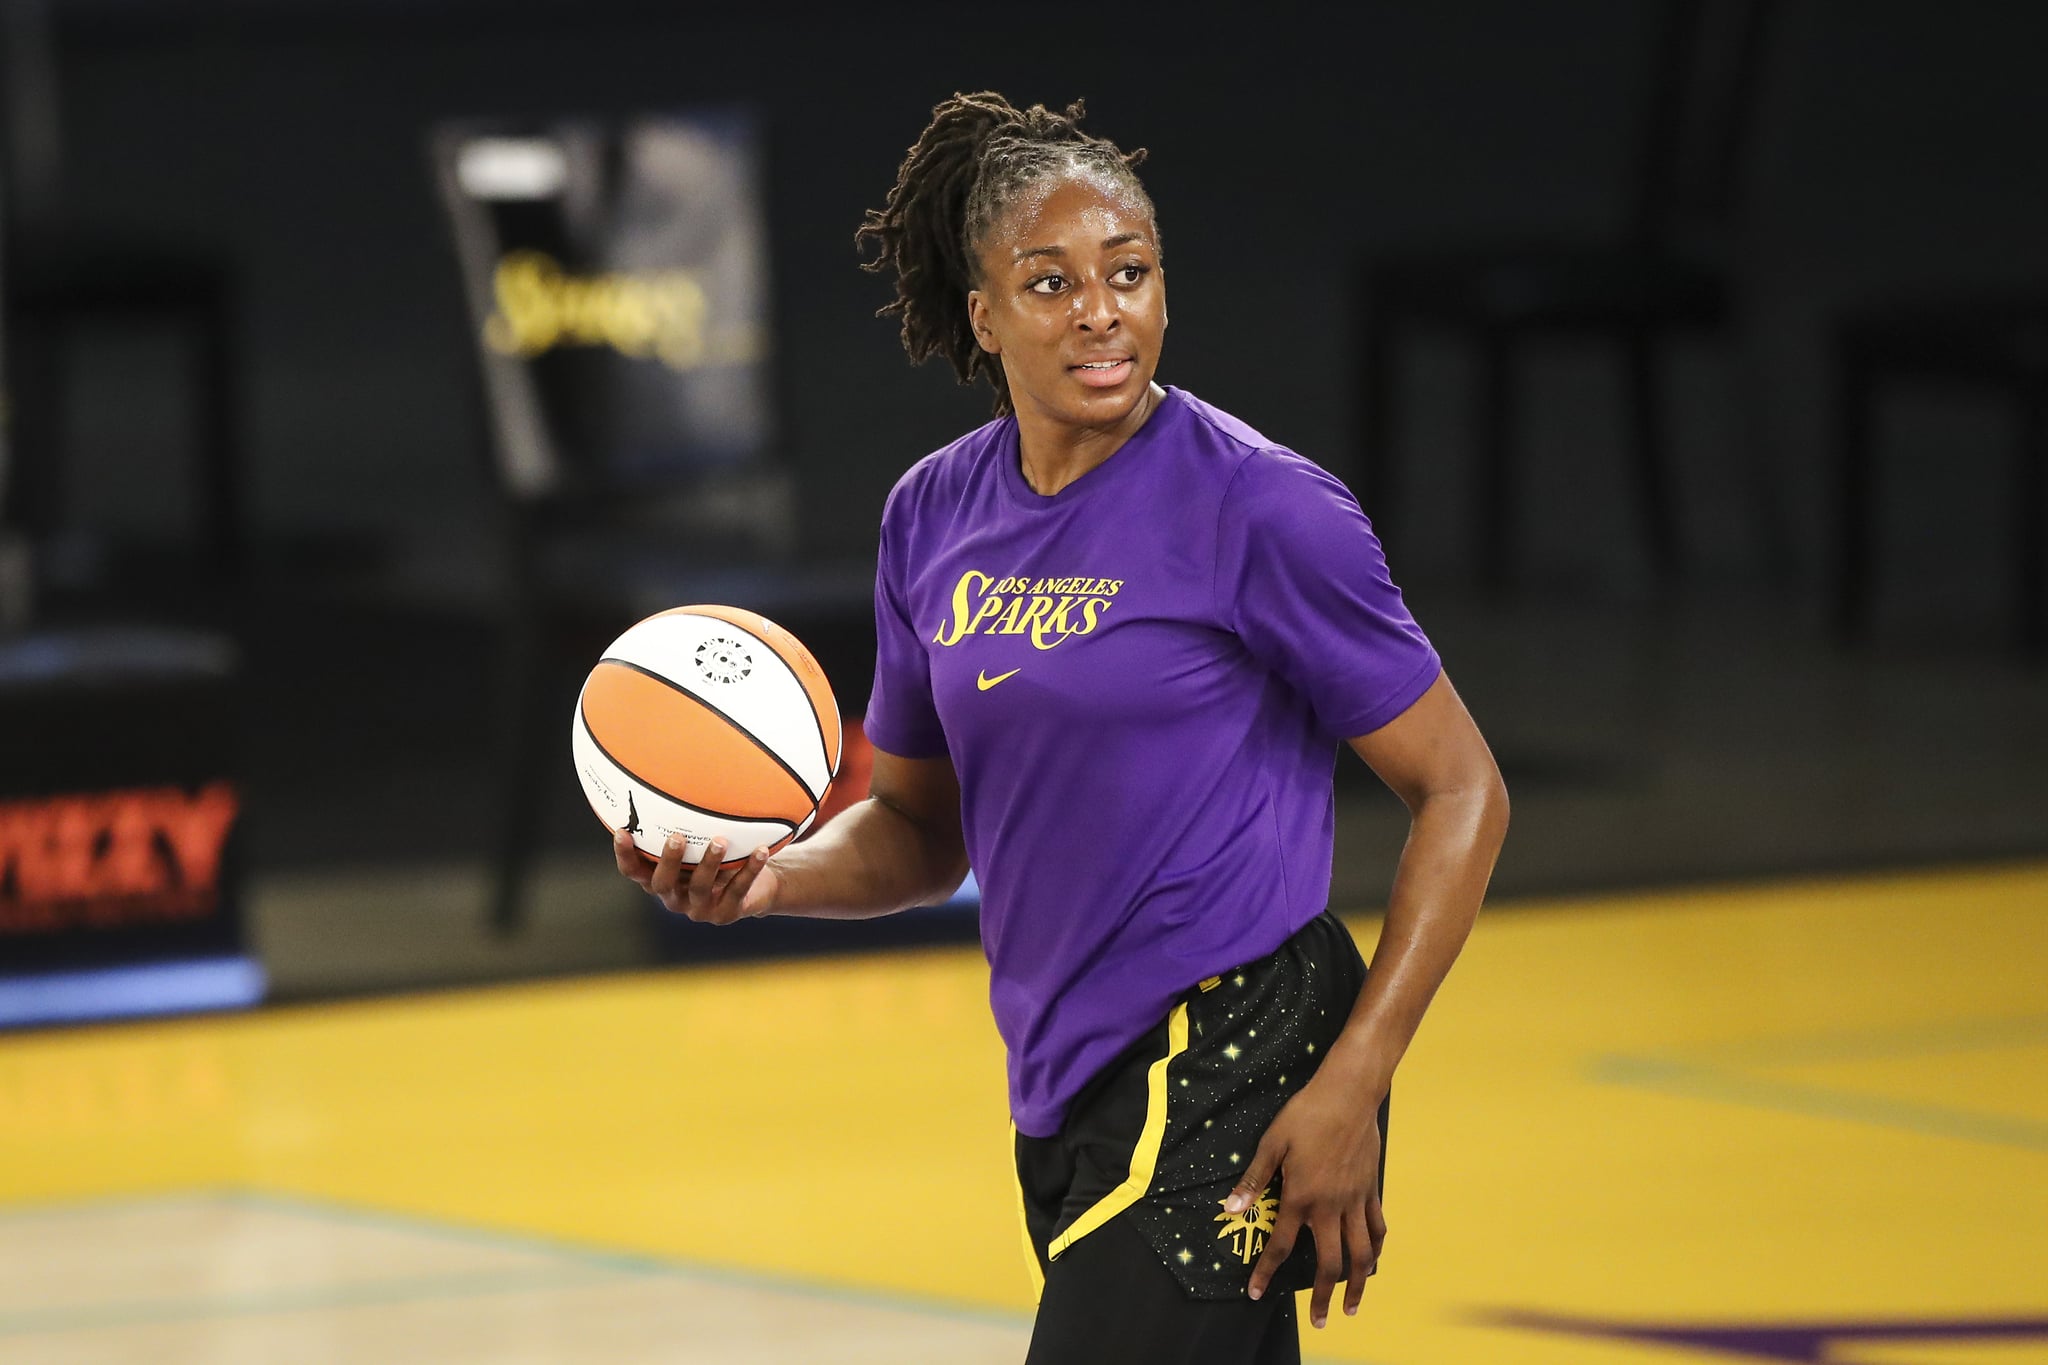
left=1014, top=383, right=1167, bottom=496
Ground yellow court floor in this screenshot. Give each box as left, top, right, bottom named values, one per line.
left=1, top=861, right=2045, bottom=1363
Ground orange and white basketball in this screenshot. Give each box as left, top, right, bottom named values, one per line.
left=572, top=605, right=842, bottom=867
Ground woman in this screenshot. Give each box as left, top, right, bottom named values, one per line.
left=615, top=92, right=1508, bottom=1365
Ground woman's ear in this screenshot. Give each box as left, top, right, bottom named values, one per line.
left=967, top=290, right=1001, bottom=355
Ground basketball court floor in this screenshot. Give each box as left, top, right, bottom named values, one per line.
left=1, top=859, right=2043, bottom=1363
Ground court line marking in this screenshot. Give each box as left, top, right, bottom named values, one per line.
left=225, top=1186, right=1036, bottom=1331
left=0, top=1188, right=1381, bottom=1362
left=226, top=1189, right=1384, bottom=1364
left=0, top=1187, right=223, bottom=1226
left=1591, top=1013, right=2048, bottom=1154
left=0, top=1265, right=625, bottom=1338
left=0, top=1185, right=1024, bottom=1339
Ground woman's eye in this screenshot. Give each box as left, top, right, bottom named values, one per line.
left=1029, top=274, right=1067, bottom=295
left=1113, top=264, right=1147, bottom=285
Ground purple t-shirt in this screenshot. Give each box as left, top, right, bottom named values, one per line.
left=865, top=387, right=1440, bottom=1137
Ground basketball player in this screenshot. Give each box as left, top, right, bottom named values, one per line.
left=615, top=93, right=1509, bottom=1364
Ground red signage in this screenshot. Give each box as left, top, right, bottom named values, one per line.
left=0, top=783, right=239, bottom=935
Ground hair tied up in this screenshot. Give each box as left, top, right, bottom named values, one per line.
left=856, top=91, right=1153, bottom=417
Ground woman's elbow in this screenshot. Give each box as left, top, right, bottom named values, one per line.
left=1484, top=769, right=1511, bottom=847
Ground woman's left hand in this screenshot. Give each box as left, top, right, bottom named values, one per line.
left=1228, top=1072, right=1386, bottom=1329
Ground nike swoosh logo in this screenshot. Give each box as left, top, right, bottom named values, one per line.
left=976, top=668, right=1021, bottom=691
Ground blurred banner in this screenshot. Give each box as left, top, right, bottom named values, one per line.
left=431, top=107, right=776, bottom=499
left=0, top=631, right=260, bottom=1027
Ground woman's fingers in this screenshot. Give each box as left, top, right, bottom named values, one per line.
left=613, top=832, right=652, bottom=888
left=683, top=839, right=728, bottom=914
left=1247, top=1197, right=1300, bottom=1303
left=647, top=834, right=688, bottom=900
left=1307, top=1210, right=1346, bottom=1329
left=1342, top=1203, right=1373, bottom=1317
left=715, top=846, right=774, bottom=922
left=617, top=832, right=769, bottom=923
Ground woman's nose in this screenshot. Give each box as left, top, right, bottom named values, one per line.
left=1074, top=280, right=1119, bottom=331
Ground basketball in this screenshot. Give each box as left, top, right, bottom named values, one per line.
left=573, top=605, right=843, bottom=868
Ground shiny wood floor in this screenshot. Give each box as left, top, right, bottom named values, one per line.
left=2, top=861, right=2044, bottom=1363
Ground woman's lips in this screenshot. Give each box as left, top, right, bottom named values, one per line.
left=1069, top=357, right=1134, bottom=388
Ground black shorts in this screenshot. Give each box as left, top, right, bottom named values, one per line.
left=1014, top=910, right=1385, bottom=1306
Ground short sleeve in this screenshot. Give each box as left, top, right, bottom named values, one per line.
left=862, top=507, right=949, bottom=759
left=1213, top=449, right=1441, bottom=738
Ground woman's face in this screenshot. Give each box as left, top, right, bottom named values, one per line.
left=967, top=172, right=1166, bottom=431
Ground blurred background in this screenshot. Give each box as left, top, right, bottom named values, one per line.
left=0, top=1, right=2043, bottom=1361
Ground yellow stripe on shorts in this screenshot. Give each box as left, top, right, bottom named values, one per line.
left=1047, top=1001, right=1190, bottom=1261
left=1012, top=1121, right=1046, bottom=1300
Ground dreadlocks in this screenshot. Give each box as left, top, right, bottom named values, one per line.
left=855, top=92, right=1154, bottom=417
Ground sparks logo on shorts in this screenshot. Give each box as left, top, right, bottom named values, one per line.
left=1214, top=1188, right=1279, bottom=1264
left=930, top=570, right=1124, bottom=651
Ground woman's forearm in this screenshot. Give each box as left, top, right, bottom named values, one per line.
left=766, top=795, right=971, bottom=921
left=1320, top=779, right=1509, bottom=1104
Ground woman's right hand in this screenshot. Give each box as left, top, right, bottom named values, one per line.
left=614, top=831, right=782, bottom=925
